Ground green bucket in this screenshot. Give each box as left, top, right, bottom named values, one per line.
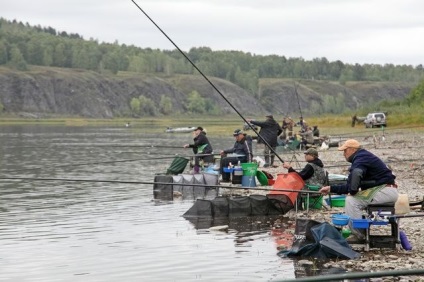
left=303, top=196, right=323, bottom=209
left=241, top=162, right=258, bottom=176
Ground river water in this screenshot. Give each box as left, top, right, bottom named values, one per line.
left=0, top=125, right=296, bottom=281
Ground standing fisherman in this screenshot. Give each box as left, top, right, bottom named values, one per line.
left=248, top=114, right=283, bottom=167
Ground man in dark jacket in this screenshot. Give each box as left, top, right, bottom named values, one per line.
left=283, top=148, right=326, bottom=186
left=184, top=126, right=213, bottom=173
left=248, top=114, right=283, bottom=167
left=319, top=139, right=398, bottom=242
left=219, top=129, right=253, bottom=182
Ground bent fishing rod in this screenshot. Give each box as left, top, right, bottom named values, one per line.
left=0, top=176, right=323, bottom=195
left=130, top=0, right=284, bottom=164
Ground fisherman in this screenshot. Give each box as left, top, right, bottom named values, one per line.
left=318, top=139, right=398, bottom=243
left=219, top=129, right=253, bottom=182
left=183, top=126, right=213, bottom=174
left=299, top=126, right=314, bottom=148
left=247, top=114, right=282, bottom=167
left=312, top=125, right=320, bottom=137
left=282, top=148, right=326, bottom=186
left=351, top=114, right=358, bottom=127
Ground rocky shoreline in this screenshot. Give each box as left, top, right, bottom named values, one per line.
left=220, top=130, right=424, bottom=281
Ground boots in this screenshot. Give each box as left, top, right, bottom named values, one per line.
left=221, top=172, right=231, bottom=182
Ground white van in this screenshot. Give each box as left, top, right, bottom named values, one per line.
left=364, top=112, right=387, bottom=128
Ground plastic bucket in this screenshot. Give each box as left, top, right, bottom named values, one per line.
left=241, top=163, right=258, bottom=176
left=303, top=196, right=323, bottom=209
left=242, top=175, right=256, bottom=187
left=325, top=195, right=346, bottom=207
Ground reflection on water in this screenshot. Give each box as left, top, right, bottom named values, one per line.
left=0, top=125, right=296, bottom=281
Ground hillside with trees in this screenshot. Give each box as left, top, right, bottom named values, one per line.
left=0, top=18, right=423, bottom=118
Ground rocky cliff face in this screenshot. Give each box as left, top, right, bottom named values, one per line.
left=0, top=67, right=414, bottom=118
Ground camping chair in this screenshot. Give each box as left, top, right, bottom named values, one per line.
left=278, top=139, right=301, bottom=153
left=166, top=156, right=189, bottom=175
left=298, top=171, right=329, bottom=212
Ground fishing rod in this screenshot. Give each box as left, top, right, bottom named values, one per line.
left=130, top=0, right=285, bottom=164
left=0, top=176, right=323, bottom=195
left=0, top=153, right=243, bottom=174
left=293, top=81, right=303, bottom=126
left=1, top=144, right=188, bottom=149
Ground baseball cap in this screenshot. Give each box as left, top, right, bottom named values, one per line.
left=338, top=139, right=361, bottom=151
left=304, top=148, right=318, bottom=157
left=193, top=126, right=203, bottom=131
left=233, top=129, right=243, bottom=136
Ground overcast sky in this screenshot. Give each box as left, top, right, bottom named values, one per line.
left=2, top=0, right=424, bottom=66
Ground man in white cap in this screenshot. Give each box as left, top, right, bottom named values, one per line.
left=319, top=139, right=398, bottom=242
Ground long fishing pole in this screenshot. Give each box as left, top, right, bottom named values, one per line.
left=130, top=0, right=284, bottom=163
left=293, top=81, right=303, bottom=126
left=0, top=153, right=224, bottom=174
left=0, top=176, right=323, bottom=194
left=1, top=144, right=188, bottom=149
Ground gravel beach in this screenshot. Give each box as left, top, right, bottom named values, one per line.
left=220, top=129, right=424, bottom=281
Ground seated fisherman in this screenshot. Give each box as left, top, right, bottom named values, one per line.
left=299, top=126, right=314, bottom=148
left=282, top=148, right=326, bottom=186
left=319, top=139, right=398, bottom=242
left=219, top=129, right=253, bottom=182
left=183, top=126, right=213, bottom=174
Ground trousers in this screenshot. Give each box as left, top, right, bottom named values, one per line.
left=345, top=187, right=398, bottom=239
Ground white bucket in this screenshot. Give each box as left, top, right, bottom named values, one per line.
left=395, top=194, right=410, bottom=214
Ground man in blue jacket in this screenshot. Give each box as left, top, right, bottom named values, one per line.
left=219, top=129, right=253, bottom=182
left=319, top=139, right=398, bottom=242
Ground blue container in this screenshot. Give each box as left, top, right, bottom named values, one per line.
left=223, top=167, right=234, bottom=173
left=241, top=175, right=256, bottom=187
left=351, top=219, right=371, bottom=229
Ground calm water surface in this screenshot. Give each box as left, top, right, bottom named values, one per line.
left=0, top=125, right=296, bottom=281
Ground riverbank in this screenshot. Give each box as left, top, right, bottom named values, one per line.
left=221, top=130, right=424, bottom=281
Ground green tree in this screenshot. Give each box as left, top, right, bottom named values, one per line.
left=406, top=79, right=424, bottom=106
left=159, top=95, right=173, bottom=115
left=0, top=40, right=7, bottom=64
left=187, top=90, right=206, bottom=114
left=130, top=97, right=140, bottom=115
left=9, top=45, right=27, bottom=70
left=139, top=95, right=157, bottom=116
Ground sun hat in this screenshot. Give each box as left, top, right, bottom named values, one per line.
left=338, top=139, right=361, bottom=151
left=304, top=148, right=318, bottom=157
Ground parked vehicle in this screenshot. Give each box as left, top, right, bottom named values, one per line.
left=364, top=112, right=387, bottom=128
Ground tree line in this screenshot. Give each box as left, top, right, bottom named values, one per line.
left=1, top=18, right=423, bottom=118
left=1, top=18, right=424, bottom=99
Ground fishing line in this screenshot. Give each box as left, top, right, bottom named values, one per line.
left=130, top=0, right=285, bottom=163
left=0, top=176, right=322, bottom=194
